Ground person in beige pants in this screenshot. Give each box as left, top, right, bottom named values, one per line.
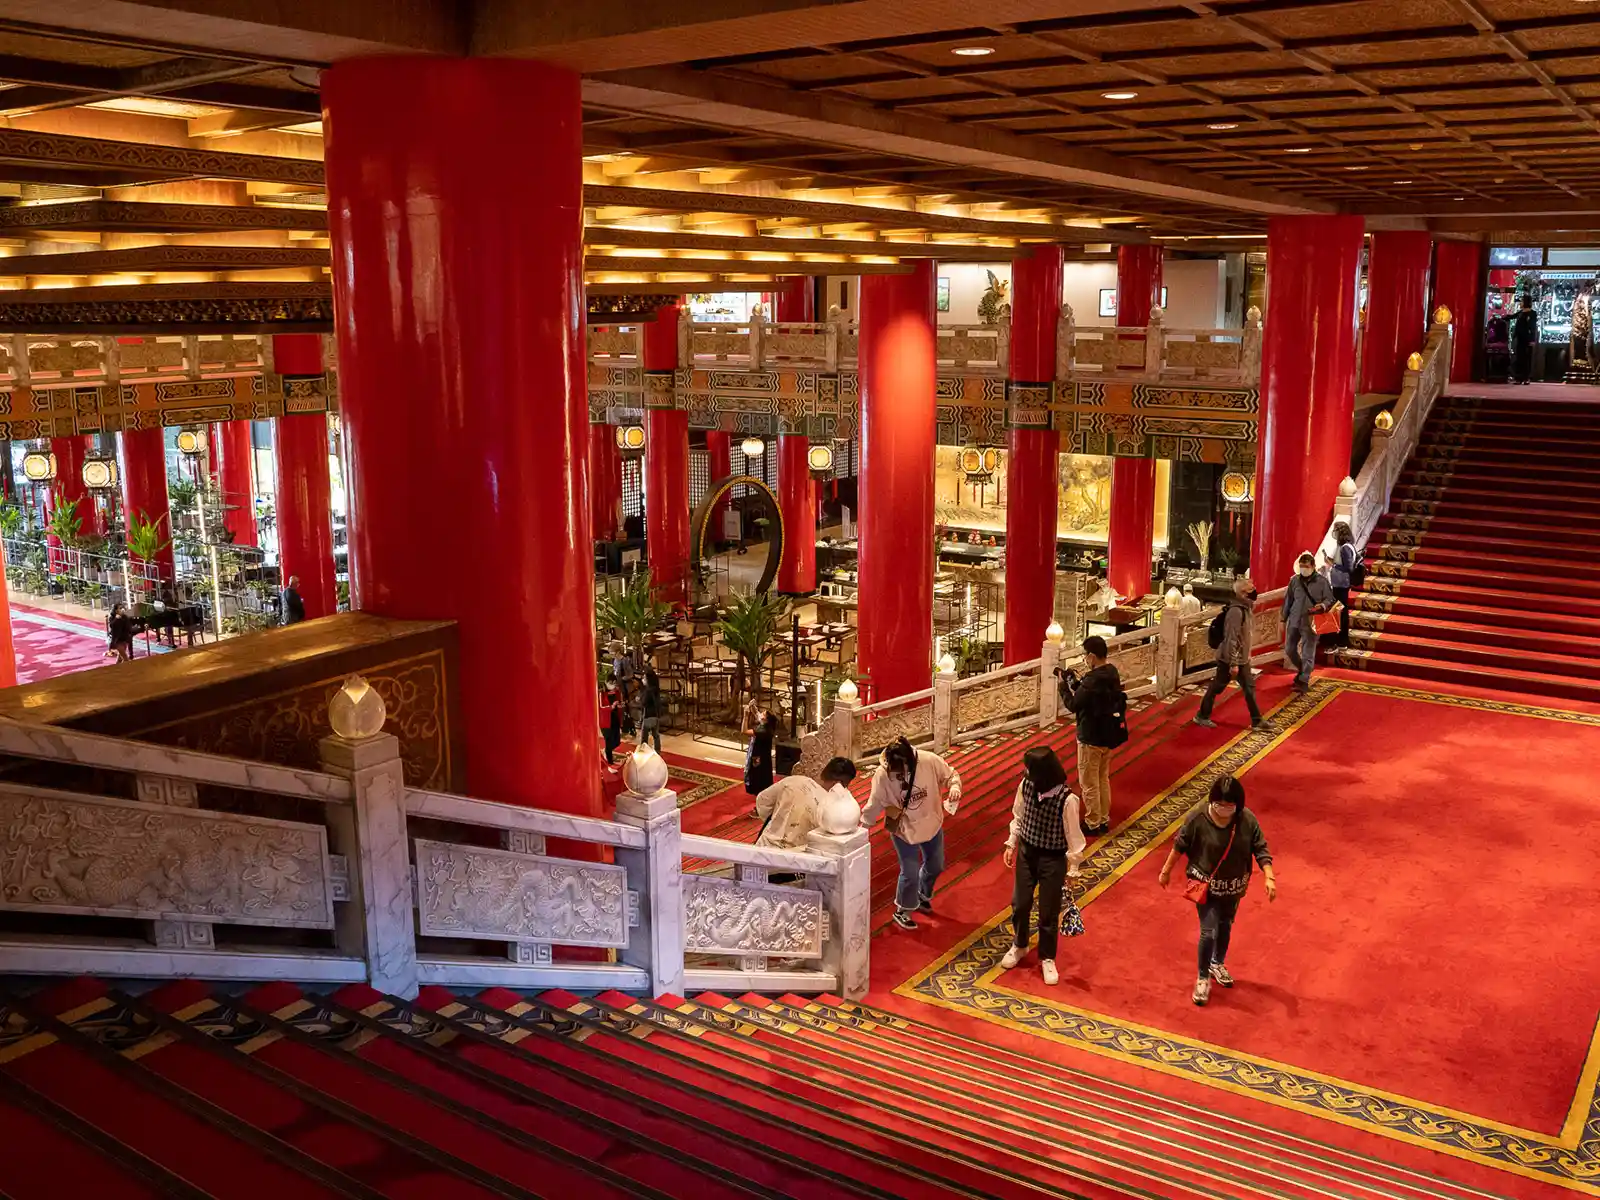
left=1063, top=635, right=1121, bottom=836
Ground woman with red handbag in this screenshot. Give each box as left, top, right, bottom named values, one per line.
left=1158, top=776, right=1277, bottom=1007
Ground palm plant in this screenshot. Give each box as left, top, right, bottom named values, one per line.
left=47, top=497, right=83, bottom=548
left=126, top=510, right=171, bottom=589
left=715, top=589, right=791, bottom=710
left=596, top=568, right=672, bottom=668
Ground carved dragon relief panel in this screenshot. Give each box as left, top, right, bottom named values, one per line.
left=1109, top=640, right=1157, bottom=685
left=682, top=874, right=824, bottom=958
left=0, top=785, right=334, bottom=928
left=954, top=674, right=1038, bottom=734
left=413, top=839, right=629, bottom=948
left=1183, top=624, right=1215, bottom=669
left=856, top=705, right=934, bottom=755
left=1252, top=607, right=1285, bottom=650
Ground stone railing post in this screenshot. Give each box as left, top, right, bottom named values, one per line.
left=1242, top=305, right=1263, bottom=380
left=1040, top=624, right=1064, bottom=725
left=833, top=684, right=861, bottom=760
left=1156, top=606, right=1183, bottom=698
left=318, top=676, right=418, bottom=999
left=612, top=746, right=685, bottom=999
left=750, top=304, right=766, bottom=368
left=932, top=659, right=957, bottom=750
left=1056, top=305, right=1075, bottom=381
left=995, top=308, right=1011, bottom=374
left=1146, top=305, right=1165, bottom=375
left=807, top=812, right=871, bottom=1000
left=677, top=305, right=692, bottom=367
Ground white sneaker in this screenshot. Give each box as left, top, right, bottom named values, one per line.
left=1000, top=945, right=1023, bottom=969
left=1192, top=977, right=1212, bottom=1006
left=1041, top=959, right=1060, bottom=986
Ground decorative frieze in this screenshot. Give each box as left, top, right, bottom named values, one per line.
left=954, top=674, right=1039, bottom=735
left=682, top=874, right=824, bottom=959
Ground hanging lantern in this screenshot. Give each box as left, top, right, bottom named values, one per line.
left=21, top=451, right=56, bottom=483
left=741, top=436, right=766, bottom=458
left=960, top=445, right=998, bottom=485
left=81, top=458, right=118, bottom=491
left=806, top=442, right=835, bottom=479
left=175, top=428, right=207, bottom=456
left=1219, top=470, right=1254, bottom=511
left=615, top=424, right=646, bottom=458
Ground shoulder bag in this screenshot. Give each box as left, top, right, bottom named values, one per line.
left=1182, top=821, right=1238, bottom=905
left=883, top=749, right=917, bottom=833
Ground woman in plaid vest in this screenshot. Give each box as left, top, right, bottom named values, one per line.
left=1001, top=745, right=1086, bottom=985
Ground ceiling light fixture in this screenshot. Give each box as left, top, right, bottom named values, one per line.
left=952, top=46, right=996, bottom=56
left=1102, top=91, right=1139, bottom=101
left=1345, top=165, right=1370, bottom=171
left=1284, top=147, right=1312, bottom=153
left=1394, top=179, right=1413, bottom=184
left=1207, top=122, right=1239, bottom=130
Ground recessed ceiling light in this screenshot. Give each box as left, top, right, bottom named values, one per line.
left=1284, top=146, right=1312, bottom=153
left=951, top=46, right=995, bottom=56
left=1345, top=165, right=1370, bottom=171
left=1207, top=122, right=1239, bottom=130
left=1394, top=179, right=1413, bottom=184
left=1102, top=91, right=1139, bottom=100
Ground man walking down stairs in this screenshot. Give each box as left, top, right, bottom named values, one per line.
left=1334, top=393, right=1600, bottom=704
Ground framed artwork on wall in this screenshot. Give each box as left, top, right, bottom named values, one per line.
left=937, top=277, right=951, bottom=312
left=1098, top=286, right=1169, bottom=318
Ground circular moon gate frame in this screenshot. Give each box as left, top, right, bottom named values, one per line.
left=690, top=474, right=786, bottom=594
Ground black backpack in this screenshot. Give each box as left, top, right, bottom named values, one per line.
left=1348, top=546, right=1367, bottom=588
left=1207, top=607, right=1229, bottom=650
left=1103, top=685, right=1130, bottom=748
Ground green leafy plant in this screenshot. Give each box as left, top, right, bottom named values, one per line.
left=596, top=569, right=672, bottom=668
left=715, top=589, right=792, bottom=709
left=46, top=498, right=83, bottom=549
left=126, top=510, right=171, bottom=577
left=336, top=580, right=351, bottom=611
left=0, top=503, right=24, bottom=542
left=167, top=476, right=198, bottom=512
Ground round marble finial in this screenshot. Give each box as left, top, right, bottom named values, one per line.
left=836, top=678, right=859, bottom=703
left=1374, top=409, right=1395, bottom=432
left=1406, top=351, right=1424, bottom=372
left=1433, top=304, right=1453, bottom=327
left=622, top=743, right=670, bottom=797
left=1165, top=586, right=1183, bottom=610
left=329, top=675, right=386, bottom=740
left=818, top=783, right=862, bottom=836
left=937, top=653, right=956, bottom=674
left=1338, top=476, right=1358, bottom=497
left=1045, top=620, right=1065, bottom=644
left=1246, top=305, right=1262, bottom=324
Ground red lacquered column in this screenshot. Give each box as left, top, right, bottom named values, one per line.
left=1107, top=244, right=1163, bottom=600
left=1360, top=230, right=1433, bottom=395
left=705, top=429, right=732, bottom=540
left=323, top=57, right=597, bottom=816
left=118, top=426, right=174, bottom=582
left=272, top=333, right=335, bottom=619
left=642, top=303, right=689, bottom=602
left=776, top=276, right=818, bottom=594
left=1004, top=245, right=1063, bottom=663
left=1431, top=240, right=1486, bottom=383
left=858, top=259, right=936, bottom=701
left=589, top=423, right=621, bottom=542
left=48, top=436, right=94, bottom=568
left=216, top=419, right=258, bottom=547
left=1252, top=214, right=1365, bottom=587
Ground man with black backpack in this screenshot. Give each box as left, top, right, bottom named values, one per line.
left=1063, top=635, right=1127, bottom=837
left=1194, top=575, right=1273, bottom=732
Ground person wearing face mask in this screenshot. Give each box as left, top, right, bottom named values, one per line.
left=1283, top=551, right=1337, bottom=693
left=1000, top=745, right=1086, bottom=986
left=862, top=736, right=962, bottom=930
left=1193, top=575, right=1272, bottom=731
left=1158, top=775, right=1276, bottom=1006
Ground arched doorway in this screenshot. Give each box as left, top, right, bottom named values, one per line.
left=689, top=474, right=786, bottom=594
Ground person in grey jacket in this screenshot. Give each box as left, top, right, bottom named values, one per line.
left=1194, top=575, right=1270, bottom=731
left=1283, top=552, right=1336, bottom=692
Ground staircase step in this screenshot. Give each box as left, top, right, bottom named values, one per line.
left=1372, top=559, right=1600, bottom=599
left=1427, top=438, right=1600, bottom=463
left=1352, top=575, right=1600, bottom=619
left=1350, top=589, right=1600, bottom=637
left=1373, top=513, right=1600, bottom=549
left=1348, top=629, right=1600, bottom=680
left=1409, top=457, right=1600, bottom=488
left=1350, top=612, right=1600, bottom=662
left=1391, top=486, right=1600, bottom=521
left=0, top=1084, right=190, bottom=1200
left=1333, top=646, right=1600, bottom=705
left=1370, top=528, right=1600, bottom=566
left=1372, top=543, right=1600, bottom=585
left=1441, top=399, right=1600, bottom=421
left=1398, top=469, right=1600, bottom=502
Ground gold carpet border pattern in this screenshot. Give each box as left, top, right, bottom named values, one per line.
left=669, top=764, right=742, bottom=809
left=896, top=679, right=1600, bottom=1193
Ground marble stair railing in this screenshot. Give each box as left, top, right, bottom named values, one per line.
left=0, top=677, right=872, bottom=1001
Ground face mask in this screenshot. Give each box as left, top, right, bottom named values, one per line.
left=1298, top=565, right=1315, bottom=577
left=1247, top=588, right=1259, bottom=601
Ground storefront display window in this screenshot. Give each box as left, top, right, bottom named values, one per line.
left=1483, top=245, right=1600, bottom=381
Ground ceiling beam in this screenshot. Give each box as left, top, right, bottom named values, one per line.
left=0, top=200, right=328, bottom=236
left=0, top=126, right=322, bottom=186
left=585, top=255, right=911, bottom=274
left=0, top=245, right=331, bottom=274
left=583, top=227, right=1024, bottom=258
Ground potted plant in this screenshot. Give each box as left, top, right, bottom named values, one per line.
left=596, top=568, right=672, bottom=673
left=714, top=589, right=791, bottom=721
left=126, top=511, right=172, bottom=600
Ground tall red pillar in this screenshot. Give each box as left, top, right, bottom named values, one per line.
left=1107, top=244, right=1163, bottom=600
left=272, top=334, right=336, bottom=620
left=776, top=277, right=818, bottom=594
left=1432, top=240, right=1486, bottom=383
left=216, top=419, right=258, bottom=546
left=705, top=429, right=732, bottom=541
left=642, top=303, right=689, bottom=601
left=589, top=424, right=621, bottom=542
left=859, top=259, right=936, bottom=701
left=1252, top=215, right=1365, bottom=588
left=118, top=426, right=174, bottom=582
left=47, top=436, right=94, bottom=560
left=1360, top=230, right=1433, bottom=395
left=324, top=57, right=598, bottom=817
left=1004, top=245, right=1063, bottom=664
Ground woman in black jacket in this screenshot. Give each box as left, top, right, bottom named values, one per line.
left=1158, top=775, right=1278, bottom=1006
left=744, top=710, right=779, bottom=797
left=601, top=684, right=624, bottom=766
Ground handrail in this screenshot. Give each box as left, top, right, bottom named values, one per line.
left=950, top=657, right=1037, bottom=691
left=857, top=685, right=935, bottom=716
left=0, top=716, right=353, bottom=803
left=405, top=787, right=646, bottom=848
left=679, top=834, right=839, bottom=876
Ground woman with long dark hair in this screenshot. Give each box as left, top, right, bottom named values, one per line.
left=1000, top=745, right=1086, bottom=985
left=1158, top=775, right=1277, bottom=1006
left=1322, top=520, right=1359, bottom=646
left=744, top=710, right=779, bottom=798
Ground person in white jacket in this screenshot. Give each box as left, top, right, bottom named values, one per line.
left=861, top=736, right=962, bottom=930
left=1001, top=745, right=1086, bottom=985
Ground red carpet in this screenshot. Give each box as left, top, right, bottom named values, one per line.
left=9, top=604, right=116, bottom=682
left=1340, top=394, right=1600, bottom=702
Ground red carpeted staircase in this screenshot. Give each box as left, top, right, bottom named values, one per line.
left=1337, top=393, right=1600, bottom=703
left=0, top=977, right=1494, bottom=1200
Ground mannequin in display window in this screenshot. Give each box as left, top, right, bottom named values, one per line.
left=1571, top=286, right=1592, bottom=369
